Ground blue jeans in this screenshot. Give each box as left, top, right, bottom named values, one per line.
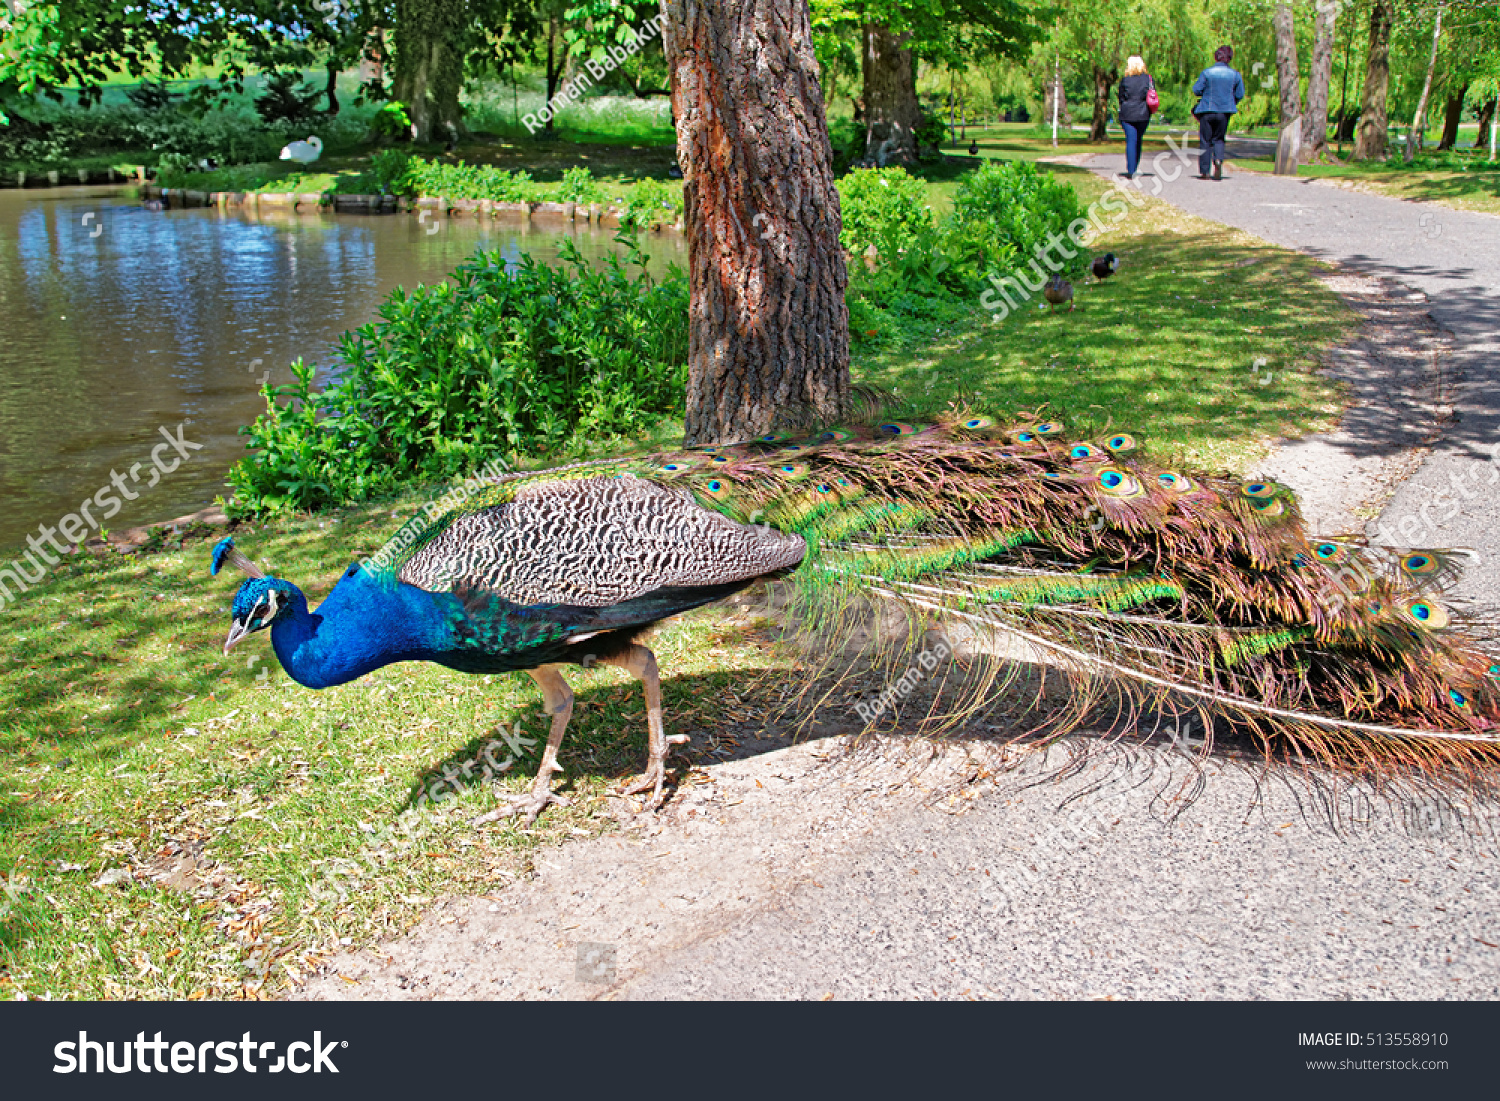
left=1122, top=119, right=1149, bottom=175
left=1197, top=112, right=1228, bottom=174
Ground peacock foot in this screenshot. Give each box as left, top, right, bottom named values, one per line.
left=619, top=733, right=690, bottom=810
left=472, top=785, right=571, bottom=828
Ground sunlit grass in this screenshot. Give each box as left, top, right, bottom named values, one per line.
left=0, top=502, right=783, bottom=999
left=854, top=168, right=1353, bottom=473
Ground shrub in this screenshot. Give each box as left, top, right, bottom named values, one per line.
left=556, top=165, right=606, bottom=205
left=400, top=158, right=534, bottom=200
left=945, top=158, right=1086, bottom=279
left=836, top=166, right=933, bottom=253
left=372, top=101, right=412, bottom=141
left=620, top=177, right=682, bottom=228
left=255, top=73, right=325, bottom=124
left=228, top=237, right=690, bottom=515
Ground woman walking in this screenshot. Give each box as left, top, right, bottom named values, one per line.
left=1191, top=45, right=1245, bottom=180
left=1116, top=55, right=1155, bottom=179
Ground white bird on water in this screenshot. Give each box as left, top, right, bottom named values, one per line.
left=279, top=136, right=324, bottom=165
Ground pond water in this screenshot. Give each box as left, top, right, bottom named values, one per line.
left=0, top=186, right=687, bottom=552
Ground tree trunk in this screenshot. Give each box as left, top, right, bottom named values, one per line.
left=544, top=13, right=563, bottom=132
left=1436, top=85, right=1467, bottom=149
left=1089, top=64, right=1115, bottom=142
left=860, top=22, right=921, bottom=165
left=1404, top=3, right=1445, bottom=162
left=1353, top=0, right=1393, bottom=161
left=392, top=0, right=465, bottom=142
left=1301, top=0, right=1338, bottom=162
left=663, top=0, right=850, bottom=446
left=1043, top=73, right=1071, bottom=129
left=324, top=61, right=340, bottom=115
left=1475, top=97, right=1497, bottom=149
left=1273, top=3, right=1302, bottom=175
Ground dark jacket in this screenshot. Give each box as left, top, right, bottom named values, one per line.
left=1192, top=62, right=1245, bottom=115
left=1117, top=73, right=1153, bottom=124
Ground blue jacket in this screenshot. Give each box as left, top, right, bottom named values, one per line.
left=1192, top=63, right=1245, bottom=115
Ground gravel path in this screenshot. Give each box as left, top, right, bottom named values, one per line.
left=291, top=143, right=1500, bottom=1003
left=297, top=734, right=1500, bottom=1000
left=1083, top=139, right=1500, bottom=607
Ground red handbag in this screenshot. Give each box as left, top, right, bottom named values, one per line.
left=1146, top=77, right=1160, bottom=114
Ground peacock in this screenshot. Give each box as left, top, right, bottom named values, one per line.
left=213, top=415, right=1500, bottom=823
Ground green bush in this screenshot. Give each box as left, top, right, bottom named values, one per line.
left=372, top=101, right=412, bottom=141
left=556, top=165, right=606, bottom=205
left=620, top=177, right=682, bottom=228
left=836, top=166, right=934, bottom=253
left=841, top=159, right=1084, bottom=344
left=228, top=237, right=690, bottom=515
left=945, top=159, right=1086, bottom=279
left=399, top=158, right=535, bottom=201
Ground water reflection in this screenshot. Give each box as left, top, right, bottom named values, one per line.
left=0, top=187, right=686, bottom=550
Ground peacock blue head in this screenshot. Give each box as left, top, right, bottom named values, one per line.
left=224, top=577, right=301, bottom=655
left=210, top=536, right=301, bottom=655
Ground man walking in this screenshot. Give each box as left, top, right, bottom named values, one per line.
left=1192, top=45, right=1245, bottom=180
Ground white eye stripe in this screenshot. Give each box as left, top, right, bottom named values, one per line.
left=262, top=589, right=281, bottom=622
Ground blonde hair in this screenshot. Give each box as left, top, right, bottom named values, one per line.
left=1124, top=55, right=1148, bottom=77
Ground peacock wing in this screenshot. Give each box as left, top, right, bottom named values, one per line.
left=396, top=475, right=807, bottom=645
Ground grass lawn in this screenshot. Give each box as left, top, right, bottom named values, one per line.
left=858, top=163, right=1352, bottom=473
left=1228, top=152, right=1500, bottom=216
left=0, top=147, right=1358, bottom=1000
left=0, top=504, right=786, bottom=999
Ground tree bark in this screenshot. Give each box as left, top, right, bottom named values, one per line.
left=543, top=13, right=563, bottom=132
left=1436, top=85, right=1467, bottom=149
left=1273, top=3, right=1302, bottom=175
left=392, top=0, right=465, bottom=142
left=1043, top=72, right=1071, bottom=129
left=324, top=60, right=340, bottom=115
left=1475, top=97, right=1497, bottom=149
left=1302, top=0, right=1338, bottom=162
left=1404, top=3, right=1445, bottom=162
left=1089, top=64, right=1115, bottom=142
left=860, top=22, right=921, bottom=165
left=663, top=0, right=850, bottom=446
left=1353, top=0, right=1393, bottom=161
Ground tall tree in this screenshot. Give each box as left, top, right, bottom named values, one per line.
left=1435, top=84, right=1467, bottom=149
left=1301, top=0, right=1339, bottom=162
left=662, top=0, right=850, bottom=445
left=1272, top=1, right=1301, bottom=174
left=1404, top=2, right=1446, bottom=160
left=812, top=0, right=1039, bottom=163
left=861, top=20, right=922, bottom=163
left=1353, top=0, right=1394, bottom=160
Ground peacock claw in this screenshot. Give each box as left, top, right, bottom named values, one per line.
left=473, top=787, right=570, bottom=828
left=619, top=733, right=690, bottom=809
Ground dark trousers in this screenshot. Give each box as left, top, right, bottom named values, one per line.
left=1122, top=119, right=1149, bottom=175
left=1197, top=112, right=1228, bottom=174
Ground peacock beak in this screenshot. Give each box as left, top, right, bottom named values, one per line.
left=223, top=620, right=251, bottom=655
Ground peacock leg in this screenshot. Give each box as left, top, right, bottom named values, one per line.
left=474, top=664, right=574, bottom=827
left=603, top=643, right=688, bottom=809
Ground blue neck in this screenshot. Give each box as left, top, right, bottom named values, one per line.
left=270, top=567, right=456, bottom=689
